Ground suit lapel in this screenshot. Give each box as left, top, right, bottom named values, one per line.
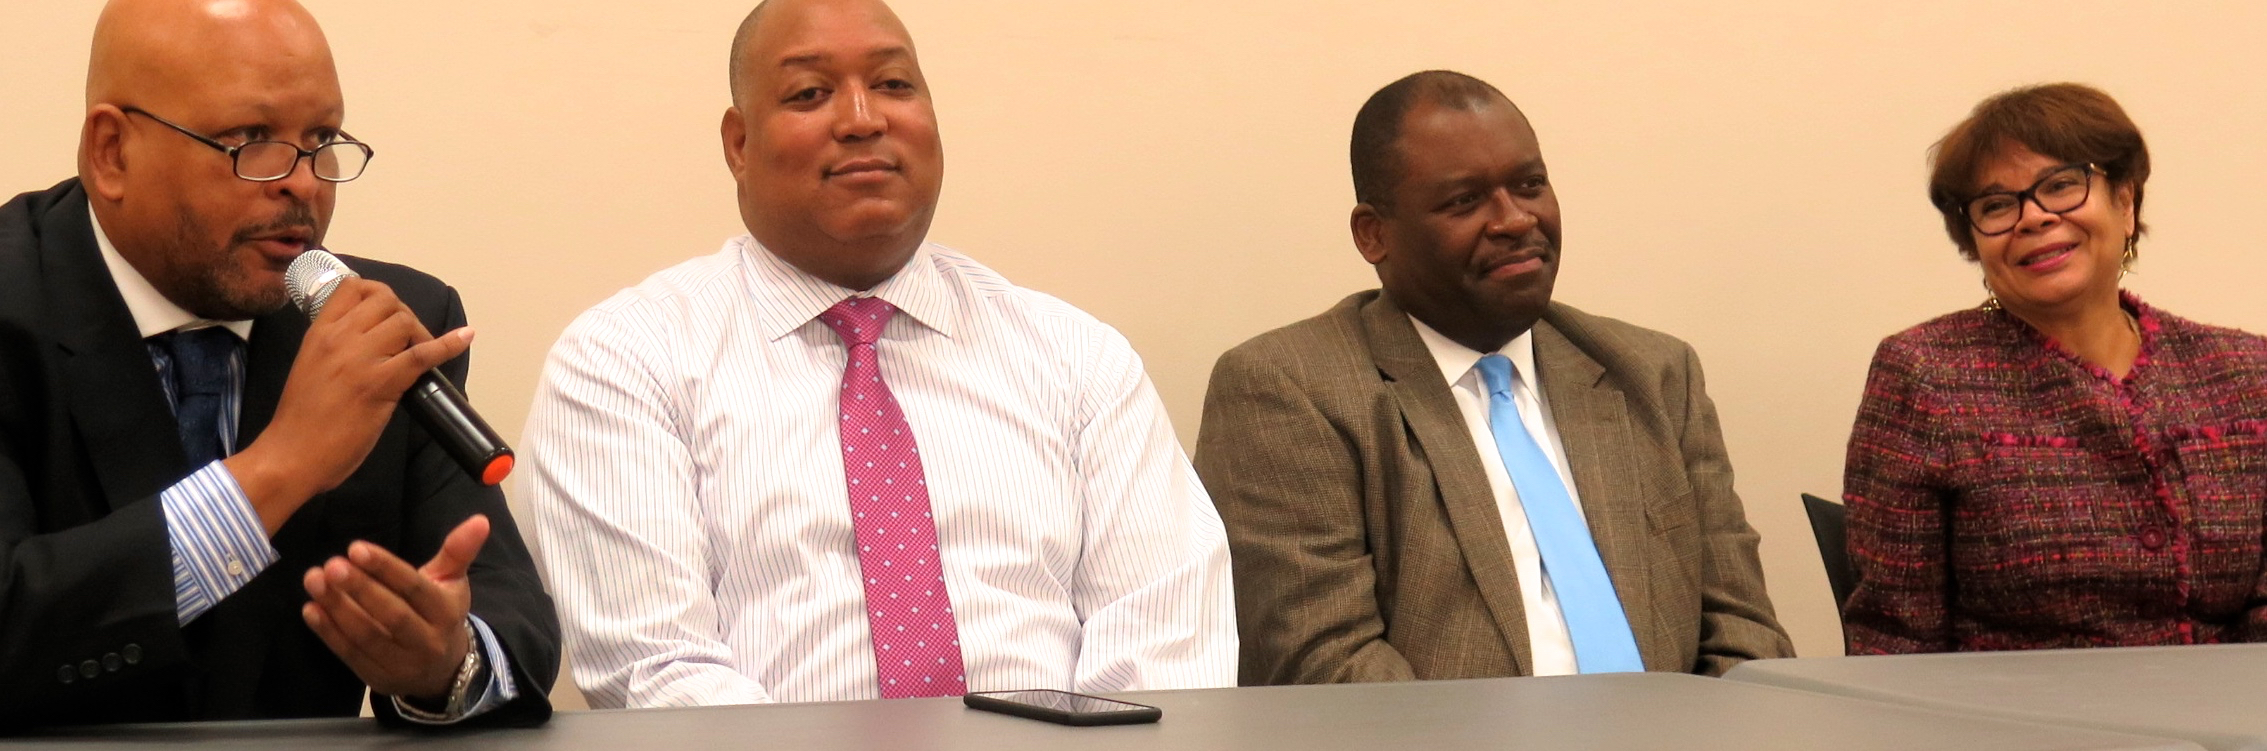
left=1358, top=295, right=1534, bottom=674
left=41, top=186, right=191, bottom=512
left=237, top=308, right=302, bottom=453
left=1531, top=316, right=1664, bottom=669
left=238, top=305, right=335, bottom=563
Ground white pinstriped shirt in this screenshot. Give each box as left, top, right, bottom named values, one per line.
left=521, top=236, right=1237, bottom=708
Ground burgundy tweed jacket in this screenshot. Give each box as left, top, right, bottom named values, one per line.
left=1842, top=292, right=2267, bottom=654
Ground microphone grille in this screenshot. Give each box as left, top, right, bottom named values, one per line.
left=285, top=249, right=361, bottom=318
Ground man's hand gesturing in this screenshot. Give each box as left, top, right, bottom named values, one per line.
left=301, top=514, right=491, bottom=702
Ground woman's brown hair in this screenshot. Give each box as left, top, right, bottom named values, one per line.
left=1928, top=83, right=2149, bottom=259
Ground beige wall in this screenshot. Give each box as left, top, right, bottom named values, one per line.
left=7, top=0, right=2267, bottom=708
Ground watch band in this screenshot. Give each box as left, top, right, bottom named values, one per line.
left=394, top=620, right=484, bottom=722
left=442, top=619, right=483, bottom=716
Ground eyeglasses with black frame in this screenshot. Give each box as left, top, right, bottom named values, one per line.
left=1956, top=162, right=2099, bottom=237
left=119, top=106, right=374, bottom=183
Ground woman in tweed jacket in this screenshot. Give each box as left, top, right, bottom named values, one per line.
left=1841, top=83, right=2267, bottom=654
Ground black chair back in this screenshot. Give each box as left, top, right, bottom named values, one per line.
left=1801, top=493, right=1855, bottom=610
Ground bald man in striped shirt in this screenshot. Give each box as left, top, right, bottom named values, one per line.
left=519, top=0, right=1236, bottom=707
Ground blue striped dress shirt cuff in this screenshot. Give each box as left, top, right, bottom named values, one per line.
left=162, top=460, right=279, bottom=624
left=390, top=615, right=519, bottom=724
left=163, top=462, right=520, bottom=722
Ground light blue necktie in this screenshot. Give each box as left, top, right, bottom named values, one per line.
left=1475, top=354, right=1643, bottom=673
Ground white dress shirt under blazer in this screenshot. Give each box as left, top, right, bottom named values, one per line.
left=522, top=236, right=1237, bottom=708
left=1409, top=316, right=1589, bottom=677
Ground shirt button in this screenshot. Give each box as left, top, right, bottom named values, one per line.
left=2139, top=527, right=2168, bottom=550
left=79, top=660, right=100, bottom=679
left=226, top=558, right=245, bottom=577
left=57, top=665, right=75, bottom=684
left=122, top=644, right=142, bottom=664
left=103, top=653, right=122, bottom=672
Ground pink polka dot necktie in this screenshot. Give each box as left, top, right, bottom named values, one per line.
left=819, top=296, right=967, bottom=699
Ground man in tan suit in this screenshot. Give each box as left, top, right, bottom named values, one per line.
left=1195, top=70, right=1791, bottom=685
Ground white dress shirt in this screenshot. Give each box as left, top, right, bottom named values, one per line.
left=1409, top=316, right=1587, bottom=677
left=522, top=235, right=1237, bottom=708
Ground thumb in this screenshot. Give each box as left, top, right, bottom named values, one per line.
left=422, top=514, right=490, bottom=583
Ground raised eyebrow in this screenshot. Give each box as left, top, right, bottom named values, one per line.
left=1979, top=163, right=2082, bottom=193
left=1972, top=179, right=2022, bottom=195
left=210, top=116, right=341, bottom=138
left=269, top=125, right=344, bottom=145
left=777, top=45, right=913, bottom=70
left=1413, top=176, right=1486, bottom=204
left=199, top=124, right=280, bottom=147
left=778, top=52, right=827, bottom=68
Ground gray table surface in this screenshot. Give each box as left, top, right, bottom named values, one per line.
left=5, top=672, right=2201, bottom=750
left=1726, top=644, right=2267, bottom=751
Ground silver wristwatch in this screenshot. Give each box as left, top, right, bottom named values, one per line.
left=395, top=620, right=484, bottom=722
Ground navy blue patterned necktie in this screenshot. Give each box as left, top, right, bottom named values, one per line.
left=155, top=327, right=242, bottom=467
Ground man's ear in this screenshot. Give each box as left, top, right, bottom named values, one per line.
left=81, top=105, right=131, bottom=202
left=1351, top=204, right=1390, bottom=266
left=721, top=106, right=750, bottom=179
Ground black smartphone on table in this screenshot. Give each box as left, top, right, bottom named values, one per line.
left=963, top=689, right=1162, bottom=726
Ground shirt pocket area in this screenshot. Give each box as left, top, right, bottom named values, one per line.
left=1952, top=436, right=2139, bottom=599
left=2166, top=424, right=2267, bottom=612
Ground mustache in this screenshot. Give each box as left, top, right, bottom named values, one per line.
left=228, top=202, right=318, bottom=245
left=1479, top=238, right=1555, bottom=266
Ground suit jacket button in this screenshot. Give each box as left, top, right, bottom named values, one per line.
left=57, top=665, right=75, bottom=684
left=79, top=660, right=100, bottom=679
left=103, top=653, right=122, bottom=672
left=2139, top=527, right=2168, bottom=550
left=122, top=644, right=142, bottom=664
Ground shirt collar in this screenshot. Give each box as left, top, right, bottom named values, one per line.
left=89, top=205, right=253, bottom=341
left=1409, top=314, right=1538, bottom=395
left=740, top=235, right=959, bottom=342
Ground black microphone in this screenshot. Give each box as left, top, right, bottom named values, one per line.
left=285, top=250, right=516, bottom=486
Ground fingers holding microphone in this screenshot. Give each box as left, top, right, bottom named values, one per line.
left=293, top=251, right=518, bottom=489
left=223, top=254, right=473, bottom=534
left=351, top=288, right=475, bottom=398
left=314, top=279, right=473, bottom=400
left=388, top=325, right=477, bottom=394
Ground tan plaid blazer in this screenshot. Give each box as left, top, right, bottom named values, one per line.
left=1194, top=290, right=1792, bottom=685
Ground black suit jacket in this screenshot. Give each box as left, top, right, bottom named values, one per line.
left=0, top=179, right=558, bottom=728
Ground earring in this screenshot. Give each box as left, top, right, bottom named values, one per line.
left=2121, top=235, right=2138, bottom=274
left=1980, top=277, right=2001, bottom=311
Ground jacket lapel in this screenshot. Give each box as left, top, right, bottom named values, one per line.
left=1531, top=313, right=1664, bottom=669
left=1358, top=294, right=1534, bottom=674
left=237, top=305, right=336, bottom=562
left=236, top=308, right=302, bottom=453
left=41, top=185, right=191, bottom=513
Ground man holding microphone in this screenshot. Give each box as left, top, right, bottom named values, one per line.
left=0, top=0, right=557, bottom=728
